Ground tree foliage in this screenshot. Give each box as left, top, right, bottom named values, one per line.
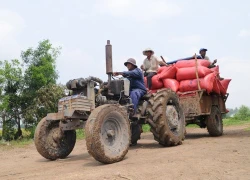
left=234, top=105, right=250, bottom=121
left=21, top=40, right=61, bottom=126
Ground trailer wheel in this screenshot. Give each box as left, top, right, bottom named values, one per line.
left=147, top=89, right=185, bottom=146
left=85, top=104, right=130, bottom=164
left=206, top=106, right=223, bottom=136
left=34, top=118, right=76, bottom=160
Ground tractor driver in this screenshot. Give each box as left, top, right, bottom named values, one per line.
left=113, top=58, right=147, bottom=114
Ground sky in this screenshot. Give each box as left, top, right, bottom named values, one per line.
left=0, top=0, right=249, bottom=108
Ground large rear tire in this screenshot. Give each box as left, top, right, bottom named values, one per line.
left=206, top=106, right=223, bottom=136
left=147, top=89, right=185, bottom=146
left=34, top=118, right=76, bottom=160
left=85, top=104, right=130, bottom=164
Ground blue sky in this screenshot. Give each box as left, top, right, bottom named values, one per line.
left=0, top=0, right=249, bottom=108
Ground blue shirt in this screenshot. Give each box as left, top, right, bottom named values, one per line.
left=122, top=68, right=147, bottom=92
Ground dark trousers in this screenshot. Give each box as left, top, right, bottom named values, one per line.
left=130, top=89, right=146, bottom=112
left=145, top=72, right=157, bottom=89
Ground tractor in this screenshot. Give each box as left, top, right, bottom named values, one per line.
left=34, top=40, right=186, bottom=164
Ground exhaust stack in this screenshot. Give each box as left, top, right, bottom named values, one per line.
left=106, top=40, right=113, bottom=83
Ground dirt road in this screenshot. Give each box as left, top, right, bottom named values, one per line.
left=1, top=125, right=250, bottom=180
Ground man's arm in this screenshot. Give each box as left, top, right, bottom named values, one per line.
left=122, top=69, right=142, bottom=79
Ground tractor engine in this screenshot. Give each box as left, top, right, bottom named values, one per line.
left=64, top=40, right=131, bottom=108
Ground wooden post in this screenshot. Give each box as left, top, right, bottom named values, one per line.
left=194, top=54, right=201, bottom=90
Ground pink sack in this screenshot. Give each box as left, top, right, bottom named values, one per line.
left=213, top=78, right=221, bottom=94
left=158, top=65, right=177, bottom=79
left=144, top=75, right=163, bottom=90
left=176, top=66, right=213, bottom=81
left=219, top=79, right=231, bottom=95
left=151, top=75, right=164, bottom=89
left=162, top=79, right=179, bottom=92
left=210, top=66, right=219, bottom=73
left=175, top=59, right=211, bottom=68
left=179, top=72, right=217, bottom=93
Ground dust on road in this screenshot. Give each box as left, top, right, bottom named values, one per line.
left=1, top=125, right=250, bottom=180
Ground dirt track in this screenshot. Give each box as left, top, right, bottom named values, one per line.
left=1, top=125, right=250, bottom=180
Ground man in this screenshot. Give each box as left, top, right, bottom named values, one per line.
left=113, top=58, right=146, bottom=146
left=140, top=48, right=167, bottom=89
left=167, top=48, right=217, bottom=66
left=113, top=58, right=147, bottom=115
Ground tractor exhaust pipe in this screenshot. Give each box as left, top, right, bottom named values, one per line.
left=106, top=40, right=113, bottom=84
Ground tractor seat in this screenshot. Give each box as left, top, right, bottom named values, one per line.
left=140, top=94, right=151, bottom=100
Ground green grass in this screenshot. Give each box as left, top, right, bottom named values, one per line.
left=186, top=124, right=200, bottom=128
left=142, top=124, right=150, bottom=132
left=76, top=129, right=85, bottom=139
left=223, top=118, right=250, bottom=126
left=244, top=127, right=250, bottom=131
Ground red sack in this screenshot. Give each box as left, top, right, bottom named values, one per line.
left=144, top=75, right=163, bottom=90
left=219, top=79, right=231, bottom=95
left=158, top=65, right=176, bottom=79
left=162, top=79, right=179, bottom=92
left=210, top=66, right=219, bottom=73
left=176, top=66, right=213, bottom=81
left=175, top=59, right=211, bottom=68
left=213, top=78, right=221, bottom=94
left=151, top=75, right=163, bottom=89
left=179, top=72, right=216, bottom=93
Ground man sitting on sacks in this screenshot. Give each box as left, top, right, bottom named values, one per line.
left=167, top=48, right=217, bottom=67
left=140, top=48, right=168, bottom=89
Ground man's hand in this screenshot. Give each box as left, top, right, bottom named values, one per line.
left=212, top=59, right=217, bottom=64
left=140, top=65, right=144, bottom=71
left=113, top=72, right=122, bottom=76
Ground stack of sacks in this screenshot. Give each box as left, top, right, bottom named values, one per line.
left=143, top=59, right=231, bottom=95
left=144, top=65, right=178, bottom=92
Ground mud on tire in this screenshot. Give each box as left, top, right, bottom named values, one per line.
left=206, top=106, right=223, bottom=136
left=85, top=104, right=130, bottom=164
left=147, top=89, right=185, bottom=146
left=34, top=118, right=76, bottom=160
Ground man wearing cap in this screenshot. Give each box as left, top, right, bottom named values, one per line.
left=113, top=58, right=146, bottom=146
left=113, top=58, right=147, bottom=113
left=197, top=48, right=210, bottom=60
left=141, top=48, right=167, bottom=89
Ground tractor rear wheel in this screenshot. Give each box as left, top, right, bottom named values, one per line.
left=206, top=106, right=223, bottom=136
left=147, top=89, right=185, bottom=146
left=85, top=104, right=130, bottom=164
left=34, top=118, right=76, bottom=160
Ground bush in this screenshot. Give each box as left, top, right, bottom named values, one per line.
left=234, top=105, right=250, bottom=121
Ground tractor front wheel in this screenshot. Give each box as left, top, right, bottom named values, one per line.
left=34, top=118, right=76, bottom=160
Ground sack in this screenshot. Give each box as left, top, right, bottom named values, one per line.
left=176, top=66, right=213, bottom=81
left=158, top=65, right=177, bottom=79
left=210, top=66, right=219, bottom=73
left=175, top=59, right=211, bottom=68
left=162, top=79, right=179, bottom=92
left=144, top=75, right=163, bottom=90
left=219, top=79, right=231, bottom=95
left=213, top=78, right=221, bottom=94
left=152, top=75, right=163, bottom=89
left=179, top=72, right=217, bottom=93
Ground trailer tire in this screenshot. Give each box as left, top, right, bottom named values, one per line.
left=206, top=106, right=223, bottom=136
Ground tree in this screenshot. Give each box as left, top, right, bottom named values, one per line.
left=0, top=59, right=23, bottom=140
left=234, top=105, right=250, bottom=121
left=21, top=40, right=61, bottom=126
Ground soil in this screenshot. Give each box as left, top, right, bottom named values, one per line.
left=0, top=124, right=250, bottom=180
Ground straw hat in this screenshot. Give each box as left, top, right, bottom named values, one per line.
left=143, top=48, right=154, bottom=55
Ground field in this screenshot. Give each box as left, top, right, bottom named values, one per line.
left=0, top=121, right=250, bottom=180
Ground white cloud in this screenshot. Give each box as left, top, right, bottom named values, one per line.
left=94, top=0, right=181, bottom=22
left=238, top=29, right=250, bottom=37
left=169, top=35, right=201, bottom=44
left=0, top=9, right=25, bottom=59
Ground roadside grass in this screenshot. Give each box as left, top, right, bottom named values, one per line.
left=223, top=118, right=250, bottom=126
